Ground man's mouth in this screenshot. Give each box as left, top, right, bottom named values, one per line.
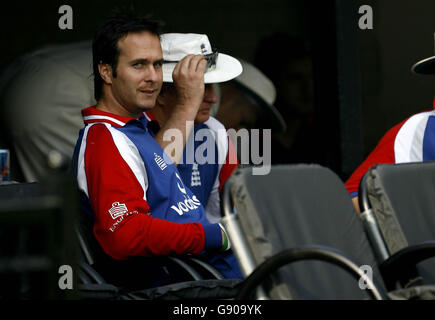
left=139, top=88, right=157, bottom=96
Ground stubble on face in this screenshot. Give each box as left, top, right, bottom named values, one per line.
left=109, top=31, right=164, bottom=117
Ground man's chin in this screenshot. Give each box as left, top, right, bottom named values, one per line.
left=141, top=106, right=154, bottom=110
left=138, top=99, right=157, bottom=110
left=195, top=112, right=210, bottom=124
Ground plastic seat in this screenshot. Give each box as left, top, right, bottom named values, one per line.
left=358, top=161, right=435, bottom=293
left=221, top=164, right=387, bottom=300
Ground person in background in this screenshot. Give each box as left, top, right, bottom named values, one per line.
left=254, top=32, right=316, bottom=164
left=345, top=36, right=435, bottom=213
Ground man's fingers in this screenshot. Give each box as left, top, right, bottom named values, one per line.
left=195, top=56, right=207, bottom=73
left=173, top=54, right=206, bottom=80
left=173, top=54, right=193, bottom=75
left=171, top=54, right=206, bottom=114
left=187, top=54, right=202, bottom=71
left=184, top=54, right=207, bottom=74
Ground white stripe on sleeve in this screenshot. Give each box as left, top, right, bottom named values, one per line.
left=394, top=111, right=435, bottom=163
left=106, top=125, right=149, bottom=200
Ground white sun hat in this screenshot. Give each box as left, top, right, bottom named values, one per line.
left=234, top=59, right=287, bottom=132
left=160, top=33, right=243, bottom=83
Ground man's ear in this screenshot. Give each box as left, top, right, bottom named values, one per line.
left=98, top=63, right=113, bottom=84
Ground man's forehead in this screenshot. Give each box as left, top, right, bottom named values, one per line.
left=118, top=31, right=162, bottom=59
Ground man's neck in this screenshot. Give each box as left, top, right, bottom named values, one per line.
left=97, top=93, right=141, bottom=119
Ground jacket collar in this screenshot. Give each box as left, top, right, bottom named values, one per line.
left=82, top=105, right=152, bottom=128
left=144, top=109, right=157, bottom=122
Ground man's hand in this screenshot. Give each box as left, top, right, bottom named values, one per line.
left=172, top=54, right=207, bottom=111
left=351, top=196, right=361, bottom=215
left=154, top=55, right=207, bottom=165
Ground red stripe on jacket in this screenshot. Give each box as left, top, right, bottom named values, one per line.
left=345, top=118, right=407, bottom=195
left=219, top=137, right=239, bottom=191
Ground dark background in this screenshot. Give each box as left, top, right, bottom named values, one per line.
left=1, top=0, right=435, bottom=180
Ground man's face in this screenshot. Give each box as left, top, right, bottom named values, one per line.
left=159, top=83, right=218, bottom=124
left=195, top=84, right=218, bottom=124
left=110, top=31, right=163, bottom=115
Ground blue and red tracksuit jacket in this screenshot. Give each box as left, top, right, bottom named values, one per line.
left=346, top=100, right=435, bottom=197
left=72, top=106, right=241, bottom=280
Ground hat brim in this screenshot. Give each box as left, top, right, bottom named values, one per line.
left=411, top=56, right=435, bottom=75
left=163, top=53, right=243, bottom=83
left=232, top=80, right=287, bottom=133
left=255, top=100, right=287, bottom=133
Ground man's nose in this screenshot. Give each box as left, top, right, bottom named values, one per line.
left=146, top=65, right=162, bottom=83
left=204, top=84, right=218, bottom=103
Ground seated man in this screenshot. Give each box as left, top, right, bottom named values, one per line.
left=73, top=13, right=242, bottom=287
left=345, top=46, right=435, bottom=213
left=145, top=33, right=242, bottom=224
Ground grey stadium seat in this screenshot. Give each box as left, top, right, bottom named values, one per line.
left=221, top=164, right=386, bottom=300
left=359, top=161, right=435, bottom=294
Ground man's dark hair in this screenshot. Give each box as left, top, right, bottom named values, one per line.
left=92, top=12, right=163, bottom=101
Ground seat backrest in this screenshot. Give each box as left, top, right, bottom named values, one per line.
left=362, top=161, right=435, bottom=283
left=226, top=164, right=383, bottom=299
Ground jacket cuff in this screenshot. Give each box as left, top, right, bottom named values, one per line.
left=349, top=191, right=358, bottom=198
left=202, top=223, right=223, bottom=250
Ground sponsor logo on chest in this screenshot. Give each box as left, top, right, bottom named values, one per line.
left=171, top=172, right=202, bottom=216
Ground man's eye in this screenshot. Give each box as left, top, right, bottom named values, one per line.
left=133, top=62, right=143, bottom=68
left=154, top=61, right=163, bottom=68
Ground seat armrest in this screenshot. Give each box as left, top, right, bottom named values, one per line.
left=380, top=241, right=435, bottom=290
left=236, top=245, right=386, bottom=300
